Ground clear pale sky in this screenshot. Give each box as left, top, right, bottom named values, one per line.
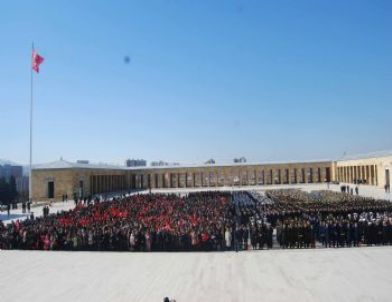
left=1, top=0, right=391, bottom=166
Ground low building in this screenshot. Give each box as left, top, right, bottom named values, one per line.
left=335, top=151, right=392, bottom=187
left=31, top=151, right=392, bottom=201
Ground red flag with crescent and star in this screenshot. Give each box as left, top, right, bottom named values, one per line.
left=32, top=50, right=44, bottom=73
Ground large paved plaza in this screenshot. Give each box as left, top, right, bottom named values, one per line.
left=1, top=247, right=391, bottom=302
left=2, top=184, right=391, bottom=301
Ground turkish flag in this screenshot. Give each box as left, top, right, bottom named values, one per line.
left=32, top=50, right=44, bottom=73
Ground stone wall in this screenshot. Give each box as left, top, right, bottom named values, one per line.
left=32, top=155, right=392, bottom=201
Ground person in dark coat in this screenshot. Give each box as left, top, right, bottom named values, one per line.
left=235, top=226, right=242, bottom=252
left=338, top=222, right=346, bottom=248
left=328, top=222, right=336, bottom=248
left=267, top=224, right=273, bottom=248
left=318, top=221, right=327, bottom=247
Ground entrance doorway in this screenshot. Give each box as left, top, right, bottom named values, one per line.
left=47, top=181, right=54, bottom=198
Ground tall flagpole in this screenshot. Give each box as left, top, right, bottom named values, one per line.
left=29, top=42, right=34, bottom=203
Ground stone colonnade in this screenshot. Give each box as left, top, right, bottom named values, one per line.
left=130, top=163, right=332, bottom=190
left=336, top=164, right=378, bottom=185
left=90, top=174, right=126, bottom=195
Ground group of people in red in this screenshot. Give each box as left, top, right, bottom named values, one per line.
left=0, top=192, right=234, bottom=251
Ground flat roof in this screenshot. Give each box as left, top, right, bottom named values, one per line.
left=33, top=158, right=332, bottom=171
left=338, top=150, right=392, bottom=161
left=32, top=149, right=392, bottom=172
left=33, top=160, right=128, bottom=171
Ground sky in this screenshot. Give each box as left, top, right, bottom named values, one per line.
left=0, top=0, right=391, bottom=166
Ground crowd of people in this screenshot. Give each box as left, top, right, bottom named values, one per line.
left=1, top=189, right=392, bottom=252
left=0, top=192, right=234, bottom=251
left=265, top=190, right=392, bottom=248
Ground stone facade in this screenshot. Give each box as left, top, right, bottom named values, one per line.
left=129, top=161, right=333, bottom=190
left=32, top=168, right=126, bottom=201
left=32, top=160, right=331, bottom=201
left=31, top=153, right=392, bottom=201
left=336, top=155, right=392, bottom=187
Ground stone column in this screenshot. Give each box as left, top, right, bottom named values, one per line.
left=346, top=167, right=348, bottom=183
left=254, top=170, right=258, bottom=185
left=352, top=166, right=355, bottom=182
left=345, top=166, right=348, bottom=182
left=159, top=174, right=163, bottom=188
left=302, top=168, right=307, bottom=183
left=252, top=169, right=257, bottom=186
left=356, top=166, right=360, bottom=181
left=372, top=166, right=374, bottom=185
left=149, top=174, right=153, bottom=189
left=173, top=173, right=177, bottom=188
left=310, top=168, right=314, bottom=183
left=91, top=176, right=94, bottom=194
left=365, top=165, right=370, bottom=185
left=361, top=166, right=365, bottom=182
